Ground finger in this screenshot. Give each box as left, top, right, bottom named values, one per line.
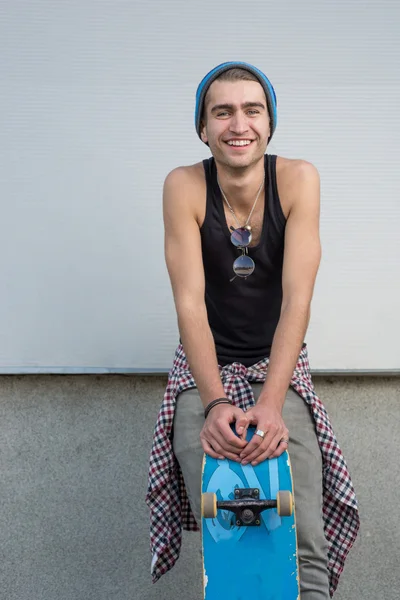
left=216, top=420, right=248, bottom=451
left=267, top=429, right=289, bottom=458
left=207, top=432, right=242, bottom=462
left=240, top=422, right=278, bottom=459
left=247, top=432, right=284, bottom=464
left=251, top=439, right=288, bottom=464
left=270, top=439, right=289, bottom=459
left=248, top=447, right=273, bottom=466
left=240, top=430, right=265, bottom=460
left=201, top=437, right=224, bottom=460
left=211, top=429, right=244, bottom=455
left=234, top=413, right=249, bottom=440
left=241, top=425, right=281, bottom=462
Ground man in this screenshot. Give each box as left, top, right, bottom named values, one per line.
left=146, top=62, right=359, bottom=599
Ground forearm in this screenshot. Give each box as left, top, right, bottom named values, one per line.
left=177, top=304, right=225, bottom=408
left=257, top=301, right=310, bottom=409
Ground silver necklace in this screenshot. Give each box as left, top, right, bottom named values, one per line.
left=217, top=174, right=265, bottom=231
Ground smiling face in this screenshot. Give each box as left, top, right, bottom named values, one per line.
left=200, top=79, right=271, bottom=170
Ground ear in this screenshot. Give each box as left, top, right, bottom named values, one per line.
left=200, top=121, right=208, bottom=144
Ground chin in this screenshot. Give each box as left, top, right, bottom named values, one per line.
left=212, top=144, right=265, bottom=169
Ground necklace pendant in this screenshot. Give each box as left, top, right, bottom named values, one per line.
left=244, top=224, right=252, bottom=232
left=230, top=226, right=252, bottom=248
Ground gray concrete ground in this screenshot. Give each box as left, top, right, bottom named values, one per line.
left=0, top=374, right=398, bottom=600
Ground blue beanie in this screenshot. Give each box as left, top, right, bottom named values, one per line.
left=195, top=61, right=277, bottom=143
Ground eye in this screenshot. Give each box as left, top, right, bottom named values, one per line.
left=216, top=111, right=230, bottom=117
left=247, top=110, right=260, bottom=116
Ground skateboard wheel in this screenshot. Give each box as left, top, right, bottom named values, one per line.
left=276, top=491, right=293, bottom=517
left=202, top=492, right=217, bottom=519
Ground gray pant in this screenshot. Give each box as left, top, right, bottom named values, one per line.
left=172, top=384, right=330, bottom=600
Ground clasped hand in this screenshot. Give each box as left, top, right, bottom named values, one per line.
left=200, top=402, right=289, bottom=466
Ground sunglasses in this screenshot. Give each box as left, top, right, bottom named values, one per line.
left=229, top=225, right=255, bottom=282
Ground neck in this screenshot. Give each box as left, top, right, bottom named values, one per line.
left=215, top=156, right=265, bottom=210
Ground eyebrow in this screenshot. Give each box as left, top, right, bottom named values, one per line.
left=210, top=102, right=266, bottom=113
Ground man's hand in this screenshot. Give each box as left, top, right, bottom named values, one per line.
left=200, top=404, right=248, bottom=461
left=238, top=403, right=289, bottom=465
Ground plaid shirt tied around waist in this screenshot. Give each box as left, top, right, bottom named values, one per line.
left=145, top=343, right=360, bottom=596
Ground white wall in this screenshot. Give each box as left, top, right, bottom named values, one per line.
left=1, top=0, right=399, bottom=372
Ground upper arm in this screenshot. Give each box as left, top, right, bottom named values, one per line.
left=163, top=167, right=205, bottom=312
left=281, top=161, right=321, bottom=309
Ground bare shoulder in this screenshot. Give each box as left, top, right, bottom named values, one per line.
left=163, top=162, right=206, bottom=225
left=276, top=156, right=319, bottom=181
left=275, top=156, right=320, bottom=216
left=164, top=162, right=205, bottom=188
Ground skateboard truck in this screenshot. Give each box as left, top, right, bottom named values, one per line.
left=202, top=488, right=293, bottom=525
left=221, top=488, right=276, bottom=526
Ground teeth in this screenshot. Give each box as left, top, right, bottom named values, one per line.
left=227, top=140, right=251, bottom=146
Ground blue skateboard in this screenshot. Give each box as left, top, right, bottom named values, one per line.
left=201, top=427, right=299, bottom=599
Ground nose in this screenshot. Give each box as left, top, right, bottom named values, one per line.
left=229, top=111, right=248, bottom=135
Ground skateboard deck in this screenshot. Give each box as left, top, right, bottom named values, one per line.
left=201, top=426, right=299, bottom=600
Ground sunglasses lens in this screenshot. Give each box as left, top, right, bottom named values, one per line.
left=233, top=254, right=255, bottom=278
left=230, top=227, right=252, bottom=248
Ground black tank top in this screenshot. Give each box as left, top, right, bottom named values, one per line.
left=200, top=154, right=286, bottom=367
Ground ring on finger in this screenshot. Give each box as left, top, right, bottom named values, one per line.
left=255, top=429, right=266, bottom=439
left=279, top=438, right=289, bottom=445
